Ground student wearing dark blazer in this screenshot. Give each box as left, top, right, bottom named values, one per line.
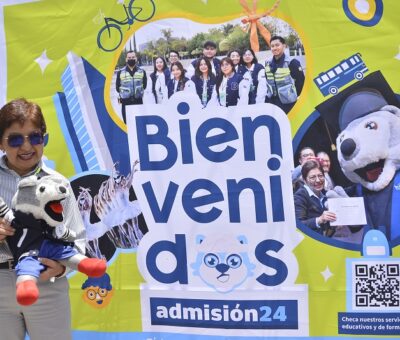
left=227, top=49, right=246, bottom=75
left=294, top=159, right=336, bottom=236
left=213, top=57, right=250, bottom=107
left=191, top=57, right=216, bottom=108
left=167, top=61, right=195, bottom=98
left=186, top=41, right=221, bottom=79
left=241, top=48, right=264, bottom=104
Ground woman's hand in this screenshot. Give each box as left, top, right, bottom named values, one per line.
left=0, top=218, right=15, bottom=242
left=318, top=211, right=336, bottom=225
left=38, top=258, right=66, bottom=282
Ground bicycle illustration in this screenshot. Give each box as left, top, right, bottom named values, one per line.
left=97, top=0, right=155, bottom=52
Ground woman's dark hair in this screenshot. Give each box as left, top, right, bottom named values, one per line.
left=194, top=57, right=213, bottom=78
left=227, top=49, right=243, bottom=64
left=270, top=35, right=286, bottom=44
left=153, top=56, right=168, bottom=74
left=170, top=61, right=186, bottom=81
left=301, top=159, right=324, bottom=181
left=169, top=50, right=180, bottom=58
left=216, top=57, right=236, bottom=90
left=203, top=40, right=217, bottom=49
left=0, top=98, right=46, bottom=139
left=242, top=48, right=258, bottom=65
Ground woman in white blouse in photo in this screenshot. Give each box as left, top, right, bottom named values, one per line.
left=146, top=56, right=170, bottom=104
left=242, top=48, right=265, bottom=104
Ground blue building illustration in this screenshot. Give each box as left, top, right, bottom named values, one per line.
left=53, top=52, right=131, bottom=176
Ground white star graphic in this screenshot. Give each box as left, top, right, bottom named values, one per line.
left=321, top=266, right=333, bottom=282
left=395, top=46, right=400, bottom=61
left=117, top=0, right=125, bottom=4
left=34, top=50, right=52, bottom=74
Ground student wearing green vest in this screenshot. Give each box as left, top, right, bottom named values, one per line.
left=257, top=36, right=305, bottom=113
left=116, top=51, right=147, bottom=123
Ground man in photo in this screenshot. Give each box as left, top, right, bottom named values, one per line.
left=292, top=146, right=316, bottom=192
left=115, top=51, right=147, bottom=124
left=186, top=40, right=221, bottom=79
left=317, top=151, right=335, bottom=190
left=259, top=35, right=304, bottom=113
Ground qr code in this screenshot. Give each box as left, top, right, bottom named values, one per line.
left=353, top=262, right=400, bottom=309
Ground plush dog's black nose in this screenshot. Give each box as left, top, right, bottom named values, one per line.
left=59, top=186, right=67, bottom=194
left=340, top=138, right=356, bottom=157
left=216, top=263, right=230, bottom=274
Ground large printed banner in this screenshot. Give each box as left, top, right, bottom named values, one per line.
left=1, top=0, right=400, bottom=339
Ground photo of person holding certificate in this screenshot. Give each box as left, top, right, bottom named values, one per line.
left=294, top=159, right=337, bottom=237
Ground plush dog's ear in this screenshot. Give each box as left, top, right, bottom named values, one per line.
left=18, top=175, right=38, bottom=188
left=380, top=105, right=400, bottom=117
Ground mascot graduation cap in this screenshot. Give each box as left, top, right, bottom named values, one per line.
left=316, top=71, right=400, bottom=244
left=0, top=174, right=107, bottom=306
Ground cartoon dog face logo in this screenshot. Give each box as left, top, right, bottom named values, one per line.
left=191, top=234, right=255, bottom=293
left=337, top=105, right=400, bottom=191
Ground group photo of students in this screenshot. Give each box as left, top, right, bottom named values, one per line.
left=111, top=17, right=306, bottom=123
left=111, top=17, right=373, bottom=248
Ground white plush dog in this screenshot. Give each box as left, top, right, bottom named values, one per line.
left=7, top=174, right=107, bottom=305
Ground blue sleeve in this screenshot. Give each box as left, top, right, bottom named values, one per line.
left=116, top=70, right=121, bottom=93
left=143, top=69, right=147, bottom=89
left=292, top=164, right=302, bottom=181
left=289, top=59, right=305, bottom=95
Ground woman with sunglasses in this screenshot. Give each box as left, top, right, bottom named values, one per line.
left=214, top=57, right=250, bottom=107
left=191, top=57, right=217, bottom=108
left=146, top=56, right=170, bottom=104
left=294, top=159, right=337, bottom=237
left=0, top=98, right=85, bottom=340
left=241, top=48, right=264, bottom=104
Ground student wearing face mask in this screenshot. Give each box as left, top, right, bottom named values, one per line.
left=115, top=50, right=147, bottom=123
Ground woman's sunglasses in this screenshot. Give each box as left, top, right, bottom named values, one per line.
left=4, top=132, right=48, bottom=148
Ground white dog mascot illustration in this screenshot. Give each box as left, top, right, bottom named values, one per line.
left=191, top=233, right=256, bottom=293
left=328, top=89, right=400, bottom=242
